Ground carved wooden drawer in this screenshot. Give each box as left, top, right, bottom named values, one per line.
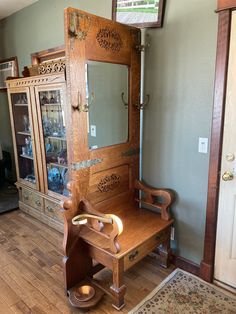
left=22, top=188, right=32, bottom=207
left=22, top=188, right=43, bottom=211
left=44, top=199, right=63, bottom=222
left=123, top=228, right=170, bottom=271
left=32, top=194, right=44, bottom=211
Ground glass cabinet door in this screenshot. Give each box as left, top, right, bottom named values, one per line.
left=36, top=85, right=69, bottom=197
left=10, top=90, right=39, bottom=189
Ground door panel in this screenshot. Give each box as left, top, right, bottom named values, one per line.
left=214, top=11, right=236, bottom=289
left=34, top=83, right=69, bottom=199
left=8, top=87, right=40, bottom=190
left=65, top=8, right=141, bottom=205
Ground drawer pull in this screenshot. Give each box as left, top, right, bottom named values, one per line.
left=129, top=250, right=139, bottom=261
left=47, top=206, right=53, bottom=212
left=35, top=200, right=41, bottom=206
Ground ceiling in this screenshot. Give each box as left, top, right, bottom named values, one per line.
left=0, top=0, right=39, bottom=20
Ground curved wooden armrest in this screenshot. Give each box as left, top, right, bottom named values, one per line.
left=72, top=208, right=123, bottom=254
left=134, top=180, right=175, bottom=221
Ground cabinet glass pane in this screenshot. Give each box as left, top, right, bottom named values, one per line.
left=39, top=89, right=68, bottom=196
left=11, top=92, right=36, bottom=185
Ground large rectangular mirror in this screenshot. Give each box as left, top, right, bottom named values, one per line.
left=86, top=61, right=129, bottom=150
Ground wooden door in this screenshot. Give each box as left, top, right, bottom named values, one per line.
left=214, top=10, right=236, bottom=290
left=7, top=87, right=40, bottom=191
left=34, top=82, right=68, bottom=200
left=64, top=8, right=141, bottom=208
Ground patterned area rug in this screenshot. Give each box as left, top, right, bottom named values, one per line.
left=129, top=269, right=236, bottom=314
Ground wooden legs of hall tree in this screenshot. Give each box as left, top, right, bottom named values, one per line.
left=63, top=240, right=171, bottom=310
left=110, top=259, right=126, bottom=310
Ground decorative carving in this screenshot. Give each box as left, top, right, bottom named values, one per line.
left=6, top=75, right=64, bottom=88
left=98, top=174, right=121, bottom=193
left=121, top=147, right=140, bottom=157
left=96, top=28, right=122, bottom=53
left=69, top=12, right=91, bottom=40
left=71, top=158, right=103, bottom=170
left=38, top=60, right=66, bottom=75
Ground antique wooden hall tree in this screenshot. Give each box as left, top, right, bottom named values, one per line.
left=62, top=8, right=175, bottom=310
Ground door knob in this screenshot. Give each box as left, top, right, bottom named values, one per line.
left=222, top=171, right=234, bottom=181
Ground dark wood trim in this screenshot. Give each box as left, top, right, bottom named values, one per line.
left=31, top=45, right=65, bottom=65
left=200, top=10, right=231, bottom=282
left=171, top=255, right=200, bottom=277
left=112, top=0, right=166, bottom=28
left=218, top=0, right=236, bottom=11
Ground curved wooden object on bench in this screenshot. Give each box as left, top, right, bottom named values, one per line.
left=72, top=211, right=123, bottom=253
left=134, top=180, right=175, bottom=221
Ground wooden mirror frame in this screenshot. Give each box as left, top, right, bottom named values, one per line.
left=112, top=0, right=166, bottom=28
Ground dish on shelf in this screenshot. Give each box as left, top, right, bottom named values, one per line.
left=62, top=168, right=69, bottom=196
left=48, top=167, right=61, bottom=192
left=25, top=174, right=36, bottom=183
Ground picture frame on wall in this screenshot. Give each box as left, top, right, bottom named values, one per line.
left=0, top=57, right=19, bottom=90
left=112, top=0, right=166, bottom=28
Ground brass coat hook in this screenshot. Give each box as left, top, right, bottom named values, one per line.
left=72, top=91, right=95, bottom=112
left=84, top=92, right=95, bottom=112
left=134, top=94, right=150, bottom=110
left=121, top=92, right=128, bottom=108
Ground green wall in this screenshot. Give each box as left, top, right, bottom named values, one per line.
left=143, top=0, right=217, bottom=263
left=0, top=0, right=218, bottom=264
left=0, top=0, right=111, bottom=180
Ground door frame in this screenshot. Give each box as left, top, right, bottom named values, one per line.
left=200, top=2, right=236, bottom=282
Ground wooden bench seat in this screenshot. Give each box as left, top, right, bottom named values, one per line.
left=64, top=180, right=174, bottom=310
left=80, top=203, right=173, bottom=259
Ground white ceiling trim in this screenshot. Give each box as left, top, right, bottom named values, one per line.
left=0, top=0, right=39, bottom=20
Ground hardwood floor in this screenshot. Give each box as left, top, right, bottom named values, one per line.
left=0, top=210, right=175, bottom=314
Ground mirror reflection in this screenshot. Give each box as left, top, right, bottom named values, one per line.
left=86, top=61, right=129, bottom=150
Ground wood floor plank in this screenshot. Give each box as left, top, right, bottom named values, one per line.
left=0, top=210, right=174, bottom=313
left=0, top=274, right=21, bottom=307
left=0, top=298, right=15, bottom=314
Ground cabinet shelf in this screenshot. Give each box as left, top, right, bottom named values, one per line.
left=20, top=154, right=34, bottom=160
left=17, top=131, right=31, bottom=136
left=49, top=162, right=68, bottom=169
left=14, top=103, right=28, bottom=107
left=47, top=136, right=66, bottom=141
left=41, top=103, right=62, bottom=107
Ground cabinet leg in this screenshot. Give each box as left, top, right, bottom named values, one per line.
left=110, top=259, right=126, bottom=310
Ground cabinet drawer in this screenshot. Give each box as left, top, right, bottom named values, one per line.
left=44, top=199, right=63, bottom=222
left=32, top=194, right=44, bottom=211
left=22, top=188, right=44, bottom=211
left=124, top=228, right=170, bottom=271
left=22, top=188, right=32, bottom=207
